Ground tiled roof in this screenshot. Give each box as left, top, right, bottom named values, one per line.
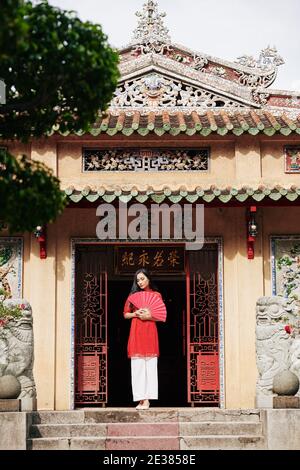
left=51, top=110, right=300, bottom=137
left=65, top=184, right=300, bottom=204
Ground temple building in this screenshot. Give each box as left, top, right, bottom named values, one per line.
left=1, top=0, right=300, bottom=411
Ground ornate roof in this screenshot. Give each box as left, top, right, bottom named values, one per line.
left=64, top=183, right=300, bottom=204
left=49, top=110, right=300, bottom=137
left=110, top=1, right=300, bottom=115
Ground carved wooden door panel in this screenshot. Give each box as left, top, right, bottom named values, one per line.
left=186, top=244, right=220, bottom=405
left=75, top=246, right=108, bottom=406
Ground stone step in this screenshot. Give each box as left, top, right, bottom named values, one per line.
left=31, top=411, right=85, bottom=425
left=105, top=437, right=180, bottom=451
left=30, top=422, right=179, bottom=438
left=180, top=435, right=266, bottom=450
left=28, top=436, right=180, bottom=451
left=83, top=408, right=261, bottom=423
left=28, top=437, right=105, bottom=451
left=107, top=422, right=179, bottom=437
left=179, top=421, right=262, bottom=436
left=29, top=434, right=266, bottom=451
left=84, top=408, right=178, bottom=423
left=30, top=423, right=107, bottom=438
left=177, top=409, right=261, bottom=423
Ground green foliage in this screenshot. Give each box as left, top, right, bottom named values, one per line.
left=0, top=289, right=22, bottom=324
left=277, top=256, right=293, bottom=270
left=290, top=244, right=300, bottom=256
left=0, top=0, right=119, bottom=140
left=0, top=1, right=119, bottom=231
left=0, top=303, right=22, bottom=322
left=0, top=148, right=66, bottom=232
left=0, top=247, right=13, bottom=267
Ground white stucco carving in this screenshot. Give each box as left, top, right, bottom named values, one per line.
left=111, top=73, right=245, bottom=109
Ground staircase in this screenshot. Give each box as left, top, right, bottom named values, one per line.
left=28, top=408, right=266, bottom=450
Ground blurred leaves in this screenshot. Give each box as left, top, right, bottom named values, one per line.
left=0, top=0, right=119, bottom=140
left=0, top=148, right=66, bottom=232
left=0, top=1, right=119, bottom=231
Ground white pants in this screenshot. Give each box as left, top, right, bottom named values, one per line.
left=131, top=357, right=158, bottom=402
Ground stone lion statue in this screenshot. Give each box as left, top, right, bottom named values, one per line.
left=0, top=299, right=36, bottom=399
left=289, top=335, right=300, bottom=397
left=256, top=296, right=296, bottom=397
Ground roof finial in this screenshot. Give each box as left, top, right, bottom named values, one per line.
left=131, top=0, right=171, bottom=46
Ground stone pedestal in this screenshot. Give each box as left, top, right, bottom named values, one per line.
left=21, top=397, right=37, bottom=411
left=256, top=394, right=274, bottom=408
left=0, top=399, right=21, bottom=412
left=273, top=396, right=300, bottom=408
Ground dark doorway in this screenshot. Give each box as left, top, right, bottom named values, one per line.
left=107, top=279, right=187, bottom=407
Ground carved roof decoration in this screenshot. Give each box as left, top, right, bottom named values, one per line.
left=112, top=1, right=300, bottom=113
left=131, top=0, right=171, bottom=50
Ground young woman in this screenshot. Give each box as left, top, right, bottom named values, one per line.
left=123, top=268, right=164, bottom=410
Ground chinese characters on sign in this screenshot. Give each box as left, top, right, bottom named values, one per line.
left=115, top=245, right=185, bottom=274
left=285, top=146, right=300, bottom=173
left=77, top=355, right=100, bottom=392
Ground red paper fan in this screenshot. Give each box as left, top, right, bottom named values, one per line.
left=128, top=291, right=167, bottom=322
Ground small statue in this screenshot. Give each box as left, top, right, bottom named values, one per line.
left=0, top=299, right=36, bottom=400
left=256, top=296, right=295, bottom=397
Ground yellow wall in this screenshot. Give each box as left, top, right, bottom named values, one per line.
left=6, top=134, right=300, bottom=188
left=20, top=205, right=300, bottom=410
left=3, top=134, right=300, bottom=409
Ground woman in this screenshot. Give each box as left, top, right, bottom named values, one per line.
left=123, top=268, right=165, bottom=410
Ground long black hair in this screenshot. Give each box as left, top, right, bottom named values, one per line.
left=130, top=268, right=159, bottom=294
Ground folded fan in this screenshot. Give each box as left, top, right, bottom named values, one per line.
left=128, top=291, right=167, bottom=322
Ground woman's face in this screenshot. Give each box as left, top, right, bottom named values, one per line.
left=136, top=272, right=150, bottom=290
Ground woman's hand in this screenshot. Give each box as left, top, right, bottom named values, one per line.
left=124, top=310, right=140, bottom=320
left=136, top=308, right=151, bottom=321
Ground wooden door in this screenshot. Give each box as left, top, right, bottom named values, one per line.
left=186, top=244, right=220, bottom=405
left=75, top=246, right=108, bottom=406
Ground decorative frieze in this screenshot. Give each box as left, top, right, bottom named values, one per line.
left=0, top=238, right=23, bottom=298
left=284, top=146, right=300, bottom=173
left=111, top=73, right=244, bottom=109
left=118, top=54, right=255, bottom=105
left=83, top=148, right=210, bottom=172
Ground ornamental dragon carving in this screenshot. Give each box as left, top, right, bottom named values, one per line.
left=236, top=46, right=284, bottom=88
